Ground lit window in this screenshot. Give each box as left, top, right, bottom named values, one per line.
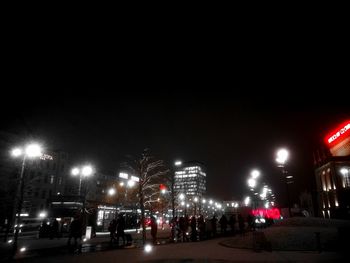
left=340, top=168, right=350, bottom=188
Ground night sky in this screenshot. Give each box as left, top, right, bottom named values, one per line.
left=3, top=83, right=349, bottom=207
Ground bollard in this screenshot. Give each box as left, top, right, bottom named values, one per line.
left=315, top=232, right=321, bottom=253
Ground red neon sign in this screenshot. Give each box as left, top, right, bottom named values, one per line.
left=251, top=208, right=281, bottom=219
left=324, top=120, right=350, bottom=147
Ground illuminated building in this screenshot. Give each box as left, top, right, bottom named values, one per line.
left=314, top=120, right=350, bottom=219
left=174, top=161, right=206, bottom=197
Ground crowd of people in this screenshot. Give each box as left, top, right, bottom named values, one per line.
left=37, top=212, right=265, bottom=254
left=169, top=213, right=256, bottom=242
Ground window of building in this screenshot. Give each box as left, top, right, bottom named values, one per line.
left=50, top=175, right=54, bottom=184
left=340, top=168, right=350, bottom=188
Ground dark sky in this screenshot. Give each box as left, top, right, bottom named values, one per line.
left=1, top=26, right=349, bottom=205
left=2, top=85, right=349, bottom=207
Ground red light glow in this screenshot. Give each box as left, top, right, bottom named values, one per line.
left=251, top=208, right=281, bottom=219
left=324, top=120, right=350, bottom=147
left=159, top=184, right=167, bottom=190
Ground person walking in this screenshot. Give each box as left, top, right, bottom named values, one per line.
left=219, top=214, right=228, bottom=236
left=50, top=218, right=59, bottom=239
left=116, top=214, right=126, bottom=247
left=190, top=216, right=197, bottom=241
left=67, top=216, right=83, bottom=253
left=150, top=215, right=158, bottom=245
left=108, top=219, right=117, bottom=244
left=228, top=214, right=236, bottom=236
left=238, top=214, right=245, bottom=235
left=197, top=215, right=206, bottom=241
left=211, top=215, right=217, bottom=237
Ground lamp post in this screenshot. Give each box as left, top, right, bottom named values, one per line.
left=10, top=143, right=42, bottom=256
left=71, top=164, right=94, bottom=233
left=276, top=148, right=292, bottom=217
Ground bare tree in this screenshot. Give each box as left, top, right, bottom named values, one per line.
left=123, top=149, right=168, bottom=245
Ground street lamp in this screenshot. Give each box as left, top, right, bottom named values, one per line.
left=276, top=148, right=292, bottom=217
left=10, top=143, right=42, bottom=255
left=71, top=165, right=94, bottom=196
left=71, top=164, right=94, bottom=234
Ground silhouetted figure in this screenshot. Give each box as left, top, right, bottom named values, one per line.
left=229, top=215, right=236, bottom=235
left=238, top=214, right=245, bottom=235
left=150, top=216, right=158, bottom=245
left=67, top=216, right=83, bottom=253
left=219, top=215, right=228, bottom=235
left=211, top=215, right=217, bottom=237
left=116, top=214, right=125, bottom=246
left=39, top=220, right=50, bottom=238
left=50, top=218, right=59, bottom=239
left=247, top=214, right=254, bottom=231
left=108, top=219, right=117, bottom=244
left=190, top=216, right=197, bottom=241
left=197, top=215, right=206, bottom=241
left=205, top=216, right=212, bottom=239
left=170, top=216, right=177, bottom=242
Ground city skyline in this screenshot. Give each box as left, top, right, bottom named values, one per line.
left=2, top=89, right=349, bottom=205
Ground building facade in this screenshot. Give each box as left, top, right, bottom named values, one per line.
left=314, top=120, right=350, bottom=219
left=174, top=161, right=206, bottom=197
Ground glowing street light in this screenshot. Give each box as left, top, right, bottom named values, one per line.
left=71, top=165, right=93, bottom=196
left=179, top=193, right=185, bottom=200
left=247, top=178, right=257, bottom=188
left=108, top=188, right=116, bottom=196
left=251, top=169, right=260, bottom=179
left=275, top=148, right=292, bottom=217
left=10, top=143, right=42, bottom=255
left=38, top=211, right=47, bottom=218
left=276, top=148, right=289, bottom=165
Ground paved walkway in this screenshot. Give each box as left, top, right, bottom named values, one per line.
left=16, top=237, right=345, bottom=262
left=1, top=226, right=346, bottom=262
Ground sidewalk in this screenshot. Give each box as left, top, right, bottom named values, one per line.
left=16, top=237, right=345, bottom=262
left=0, top=227, right=171, bottom=260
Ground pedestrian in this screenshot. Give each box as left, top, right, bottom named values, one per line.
left=190, top=216, right=197, bottom=241
left=211, top=215, right=217, bottom=237
left=67, top=216, right=82, bottom=253
left=228, top=214, right=236, bottom=236
left=238, top=214, right=245, bottom=235
left=150, top=215, right=158, bottom=245
left=50, top=218, right=59, bottom=239
left=205, top=216, right=212, bottom=239
left=247, top=214, right=254, bottom=231
left=170, top=216, right=177, bottom=242
left=108, top=219, right=117, bottom=244
left=197, top=215, right=206, bottom=241
left=219, top=214, right=228, bottom=236
left=116, top=214, right=126, bottom=246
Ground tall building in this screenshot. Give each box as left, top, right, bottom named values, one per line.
left=174, top=161, right=206, bottom=197
left=314, top=120, right=350, bottom=219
